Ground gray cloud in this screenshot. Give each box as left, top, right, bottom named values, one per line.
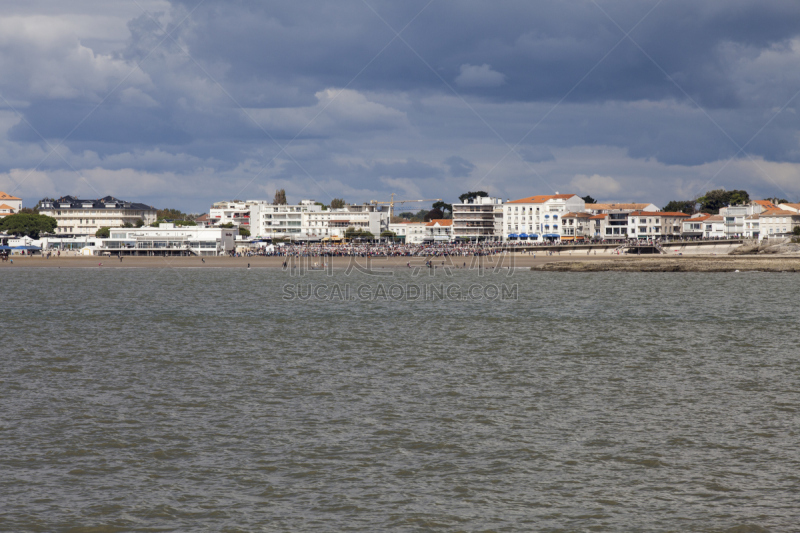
left=3, top=0, right=800, bottom=210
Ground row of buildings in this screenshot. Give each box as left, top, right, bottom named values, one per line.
left=3, top=191, right=800, bottom=252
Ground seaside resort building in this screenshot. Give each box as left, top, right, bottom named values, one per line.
left=560, top=212, right=592, bottom=242
left=504, top=194, right=585, bottom=242
left=0, top=191, right=22, bottom=218
left=425, top=219, right=454, bottom=243
left=97, top=223, right=236, bottom=256
left=759, top=209, right=800, bottom=239
left=211, top=200, right=388, bottom=241
left=37, top=196, right=157, bottom=236
left=451, top=196, right=504, bottom=241
left=388, top=221, right=428, bottom=244
left=627, top=211, right=689, bottom=240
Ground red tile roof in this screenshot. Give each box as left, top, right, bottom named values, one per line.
left=507, top=194, right=577, bottom=204
left=629, top=211, right=690, bottom=217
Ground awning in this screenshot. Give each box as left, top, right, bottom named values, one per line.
left=561, top=236, right=575, bottom=241
left=508, top=234, right=519, bottom=238
left=519, top=233, right=529, bottom=238
left=0, top=245, right=12, bottom=250
left=575, top=236, right=585, bottom=240
left=13, top=245, right=41, bottom=250
left=528, top=234, right=539, bottom=239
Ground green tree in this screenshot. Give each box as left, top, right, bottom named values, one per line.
left=219, top=222, right=235, bottom=228
left=663, top=200, right=697, bottom=215
left=432, top=201, right=453, bottom=217
left=380, top=230, right=397, bottom=237
left=174, top=220, right=197, bottom=226
left=314, top=201, right=328, bottom=210
left=134, top=218, right=145, bottom=227
left=424, top=208, right=444, bottom=222
left=0, top=213, right=57, bottom=238
left=697, top=189, right=751, bottom=214
left=330, top=198, right=346, bottom=209
left=95, top=227, right=111, bottom=238
left=344, top=226, right=374, bottom=239
left=458, top=191, right=488, bottom=203
left=19, top=207, right=39, bottom=214
left=239, top=227, right=251, bottom=237
left=581, top=195, right=597, bottom=204
left=273, top=189, right=288, bottom=205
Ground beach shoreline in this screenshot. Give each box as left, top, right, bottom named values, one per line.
left=4, top=253, right=800, bottom=271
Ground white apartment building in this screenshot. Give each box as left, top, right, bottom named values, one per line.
left=0, top=191, right=22, bottom=217
left=228, top=200, right=387, bottom=240
left=100, top=223, right=236, bottom=256
left=759, top=209, right=800, bottom=239
left=627, top=211, right=689, bottom=240
left=504, top=194, right=585, bottom=242
left=389, top=221, right=428, bottom=244
left=701, top=215, right=726, bottom=238
left=209, top=201, right=253, bottom=228
left=451, top=196, right=503, bottom=241
left=37, top=196, right=157, bottom=236
left=719, top=201, right=777, bottom=238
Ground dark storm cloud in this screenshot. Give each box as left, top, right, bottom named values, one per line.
left=3, top=0, right=800, bottom=209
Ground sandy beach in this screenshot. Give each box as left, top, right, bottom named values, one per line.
left=1, top=253, right=620, bottom=269
left=4, top=253, right=800, bottom=270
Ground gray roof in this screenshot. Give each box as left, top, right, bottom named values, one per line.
left=39, top=195, right=155, bottom=210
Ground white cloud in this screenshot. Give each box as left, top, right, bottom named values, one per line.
left=455, top=64, right=506, bottom=88
left=569, top=174, right=622, bottom=195
left=245, top=88, right=408, bottom=137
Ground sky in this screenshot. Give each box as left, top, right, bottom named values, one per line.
left=1, top=0, right=800, bottom=212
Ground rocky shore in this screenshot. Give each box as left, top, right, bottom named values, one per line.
left=532, top=256, right=800, bottom=272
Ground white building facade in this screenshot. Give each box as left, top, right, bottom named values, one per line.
left=504, top=194, right=585, bottom=242
left=101, top=223, right=236, bottom=256
left=627, top=211, right=689, bottom=240
left=760, top=209, right=800, bottom=239
left=389, top=221, right=428, bottom=244
left=37, top=196, right=157, bottom=236
left=452, top=196, right=503, bottom=241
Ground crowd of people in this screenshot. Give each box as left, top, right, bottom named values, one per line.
left=252, top=242, right=507, bottom=258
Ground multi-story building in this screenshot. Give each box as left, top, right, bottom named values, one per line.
left=209, top=201, right=253, bottom=228
left=0, top=191, right=22, bottom=218
left=425, top=219, right=454, bottom=243
left=389, top=221, right=428, bottom=244
left=744, top=214, right=760, bottom=239
left=37, top=196, right=157, bottom=236
left=228, top=200, right=387, bottom=240
left=701, top=215, right=725, bottom=238
left=759, top=208, right=800, bottom=239
left=452, top=196, right=503, bottom=241
left=627, top=211, right=689, bottom=240
left=504, top=194, right=585, bottom=242
left=560, top=212, right=592, bottom=242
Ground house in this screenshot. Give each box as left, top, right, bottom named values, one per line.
left=560, top=212, right=592, bottom=241
left=701, top=215, right=726, bottom=238
left=504, top=194, right=585, bottom=242
left=627, top=211, right=689, bottom=240
left=451, top=196, right=503, bottom=241
left=681, top=214, right=712, bottom=238
left=425, top=219, right=454, bottom=243
left=389, top=221, right=428, bottom=244
left=759, top=209, right=800, bottom=239
left=0, top=191, right=22, bottom=217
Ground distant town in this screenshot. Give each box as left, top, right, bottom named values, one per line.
left=1, top=188, right=799, bottom=257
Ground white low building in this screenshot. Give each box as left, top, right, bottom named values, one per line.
left=503, top=194, right=585, bottom=242
left=99, top=223, right=236, bottom=256
left=389, top=221, right=428, bottom=244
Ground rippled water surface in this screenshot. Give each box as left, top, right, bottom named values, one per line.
left=2, top=268, right=799, bottom=532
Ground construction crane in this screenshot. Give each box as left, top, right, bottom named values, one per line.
left=370, top=193, right=443, bottom=220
